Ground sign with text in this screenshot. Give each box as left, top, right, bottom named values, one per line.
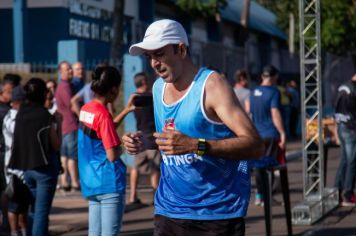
left=68, top=0, right=113, bottom=42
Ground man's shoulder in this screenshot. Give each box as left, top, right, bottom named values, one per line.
left=56, top=80, right=70, bottom=93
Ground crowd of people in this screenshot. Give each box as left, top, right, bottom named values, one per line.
left=0, top=18, right=354, bottom=236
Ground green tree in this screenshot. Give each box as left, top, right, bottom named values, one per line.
left=321, top=0, right=356, bottom=58
left=176, top=0, right=227, bottom=20
left=257, top=0, right=356, bottom=61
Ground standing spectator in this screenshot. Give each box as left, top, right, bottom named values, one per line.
left=233, top=69, right=250, bottom=113
left=46, top=79, right=57, bottom=95
left=0, top=77, right=15, bottom=231
left=250, top=65, right=286, bottom=206
left=46, top=79, right=58, bottom=115
left=8, top=78, right=61, bottom=236
left=71, top=62, right=86, bottom=94
left=287, top=80, right=300, bottom=138
left=3, top=74, right=21, bottom=88
left=122, top=19, right=263, bottom=236
left=78, top=66, right=126, bottom=235
left=2, top=86, right=30, bottom=236
left=114, top=72, right=160, bottom=205
left=334, top=73, right=356, bottom=206
left=55, top=61, right=80, bottom=192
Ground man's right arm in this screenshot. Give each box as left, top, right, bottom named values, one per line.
left=71, top=91, right=84, bottom=117
left=113, top=94, right=137, bottom=126
left=271, top=107, right=286, bottom=148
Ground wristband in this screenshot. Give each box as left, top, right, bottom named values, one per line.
left=196, top=138, right=207, bottom=156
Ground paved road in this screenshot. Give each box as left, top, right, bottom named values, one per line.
left=48, top=143, right=356, bottom=236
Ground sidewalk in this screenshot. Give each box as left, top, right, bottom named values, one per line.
left=48, top=140, right=356, bottom=236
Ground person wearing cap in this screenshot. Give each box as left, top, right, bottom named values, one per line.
left=2, top=86, right=30, bottom=236
left=249, top=65, right=286, bottom=206
left=122, top=19, right=264, bottom=236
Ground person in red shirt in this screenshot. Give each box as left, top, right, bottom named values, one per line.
left=78, top=65, right=126, bottom=235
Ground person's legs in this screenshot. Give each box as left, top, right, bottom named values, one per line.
left=129, top=168, right=139, bottom=203
left=25, top=168, right=57, bottom=236
left=67, top=131, right=80, bottom=189
left=23, top=171, right=35, bottom=236
left=129, top=151, right=147, bottom=203
left=59, top=156, right=70, bottom=190
left=339, top=126, right=356, bottom=200
left=7, top=212, right=18, bottom=234
left=334, top=128, right=347, bottom=192
left=68, top=159, right=80, bottom=189
left=100, top=193, right=125, bottom=236
left=88, top=196, right=101, bottom=236
left=18, top=212, right=27, bottom=235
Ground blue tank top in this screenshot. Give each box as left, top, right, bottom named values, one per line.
left=152, top=68, right=250, bottom=220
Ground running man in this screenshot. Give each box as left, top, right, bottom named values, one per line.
left=122, top=19, right=264, bottom=236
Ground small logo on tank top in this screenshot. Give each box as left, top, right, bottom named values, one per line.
left=164, top=118, right=175, bottom=130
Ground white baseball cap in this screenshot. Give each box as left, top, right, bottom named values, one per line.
left=129, top=19, right=189, bottom=56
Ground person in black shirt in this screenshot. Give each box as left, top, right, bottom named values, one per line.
left=334, top=73, right=356, bottom=206
left=114, top=72, right=160, bottom=205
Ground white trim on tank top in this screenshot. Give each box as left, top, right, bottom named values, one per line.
left=160, top=68, right=203, bottom=107
left=200, top=71, right=224, bottom=125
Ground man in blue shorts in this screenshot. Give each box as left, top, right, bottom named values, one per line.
left=55, top=61, right=80, bottom=191
left=122, top=19, right=264, bottom=236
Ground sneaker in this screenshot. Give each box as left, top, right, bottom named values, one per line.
left=341, top=200, right=356, bottom=207
left=341, top=195, right=356, bottom=207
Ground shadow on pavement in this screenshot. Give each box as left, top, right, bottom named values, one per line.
left=295, top=227, right=356, bottom=236
left=124, top=203, right=151, bottom=213
left=51, top=206, right=88, bottom=214
left=121, top=229, right=154, bottom=236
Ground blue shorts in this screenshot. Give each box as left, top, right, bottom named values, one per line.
left=60, top=131, right=78, bottom=160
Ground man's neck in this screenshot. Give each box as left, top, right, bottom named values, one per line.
left=171, top=62, right=198, bottom=92
left=137, top=86, right=148, bottom=93
left=234, top=83, right=244, bottom=89
left=261, top=79, right=272, bottom=86
left=61, top=78, right=71, bottom=82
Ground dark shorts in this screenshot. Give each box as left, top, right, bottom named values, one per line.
left=60, top=131, right=78, bottom=160
left=8, top=197, right=31, bottom=214
left=154, top=215, right=245, bottom=236
left=133, top=150, right=161, bottom=173
left=263, top=138, right=279, bottom=159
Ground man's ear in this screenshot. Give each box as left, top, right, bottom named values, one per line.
left=179, top=43, right=187, bottom=58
